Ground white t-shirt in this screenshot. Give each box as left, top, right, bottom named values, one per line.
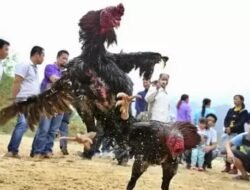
left=206, top=127, right=217, bottom=145
left=145, top=86, right=171, bottom=123
left=15, top=62, right=40, bottom=101
left=197, top=127, right=208, bottom=145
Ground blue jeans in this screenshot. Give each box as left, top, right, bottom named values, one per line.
left=59, top=113, right=71, bottom=150
left=31, top=114, right=63, bottom=155
left=191, top=145, right=205, bottom=167
left=8, top=114, right=28, bottom=154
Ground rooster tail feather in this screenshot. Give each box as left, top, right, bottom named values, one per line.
left=0, top=79, right=73, bottom=130
left=0, top=104, right=19, bottom=125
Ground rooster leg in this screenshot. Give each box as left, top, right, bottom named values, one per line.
left=161, top=159, right=178, bottom=190
left=127, top=159, right=149, bottom=190
left=116, top=92, right=136, bottom=120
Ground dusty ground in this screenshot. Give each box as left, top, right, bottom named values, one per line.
left=0, top=134, right=249, bottom=190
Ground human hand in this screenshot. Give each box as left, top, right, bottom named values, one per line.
left=156, top=82, right=161, bottom=90
left=203, top=146, right=211, bottom=153
left=136, top=94, right=142, bottom=99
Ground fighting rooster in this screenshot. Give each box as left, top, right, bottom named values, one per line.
left=0, top=4, right=167, bottom=158
left=114, top=93, right=201, bottom=190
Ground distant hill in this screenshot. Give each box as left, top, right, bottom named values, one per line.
left=213, top=104, right=231, bottom=139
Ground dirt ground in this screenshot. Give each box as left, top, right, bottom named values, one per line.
left=0, top=134, right=248, bottom=190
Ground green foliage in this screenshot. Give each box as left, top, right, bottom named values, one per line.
left=1, top=53, right=18, bottom=77
left=0, top=73, right=15, bottom=133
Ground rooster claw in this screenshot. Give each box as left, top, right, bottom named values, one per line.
left=116, top=92, right=136, bottom=120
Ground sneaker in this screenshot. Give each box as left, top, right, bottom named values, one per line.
left=43, top=152, right=53, bottom=159
left=61, top=148, right=69, bottom=155
left=198, top=167, right=204, bottom=171
left=32, top=154, right=44, bottom=160
left=207, top=165, right=212, bottom=169
left=4, top=152, right=21, bottom=159
left=186, top=164, right=191, bottom=169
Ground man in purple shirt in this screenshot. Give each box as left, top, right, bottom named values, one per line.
left=135, top=78, right=150, bottom=117
left=31, top=50, right=70, bottom=158
left=40, top=62, right=62, bottom=91
left=176, top=94, right=191, bottom=122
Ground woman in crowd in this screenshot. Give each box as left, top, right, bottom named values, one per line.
left=193, top=98, right=215, bottom=125
left=176, top=94, right=191, bottom=122
left=222, top=95, right=248, bottom=174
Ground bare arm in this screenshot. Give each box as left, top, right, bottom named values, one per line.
left=225, top=141, right=234, bottom=161
left=12, top=75, right=24, bottom=98
left=145, top=86, right=159, bottom=103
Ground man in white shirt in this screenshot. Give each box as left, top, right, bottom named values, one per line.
left=145, top=73, right=170, bottom=123
left=203, top=113, right=218, bottom=169
left=5, top=46, right=45, bottom=158
left=0, top=39, right=10, bottom=81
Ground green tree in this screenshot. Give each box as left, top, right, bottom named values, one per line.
left=1, top=53, right=19, bottom=77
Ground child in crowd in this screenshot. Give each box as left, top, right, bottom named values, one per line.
left=191, top=118, right=208, bottom=171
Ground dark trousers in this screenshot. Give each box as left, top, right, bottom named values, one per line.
left=204, top=151, right=213, bottom=168
left=184, top=150, right=192, bottom=166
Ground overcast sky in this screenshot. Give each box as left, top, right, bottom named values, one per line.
left=1, top=0, right=250, bottom=107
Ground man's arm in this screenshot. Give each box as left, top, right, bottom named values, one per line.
left=224, top=109, right=231, bottom=128
left=12, top=75, right=24, bottom=98
left=145, top=86, right=158, bottom=103
left=12, top=63, right=29, bottom=99
left=225, top=140, right=234, bottom=161
left=44, top=65, right=60, bottom=84
left=203, top=130, right=218, bottom=153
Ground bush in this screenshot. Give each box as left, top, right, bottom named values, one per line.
left=0, top=73, right=16, bottom=134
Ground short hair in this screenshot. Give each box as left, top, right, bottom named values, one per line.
left=0, top=39, right=10, bottom=49
left=199, top=118, right=207, bottom=124
left=206, top=113, right=217, bottom=123
left=57, top=50, right=69, bottom=58
left=30, top=46, right=44, bottom=57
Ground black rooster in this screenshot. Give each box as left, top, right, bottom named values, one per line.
left=0, top=4, right=167, bottom=159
